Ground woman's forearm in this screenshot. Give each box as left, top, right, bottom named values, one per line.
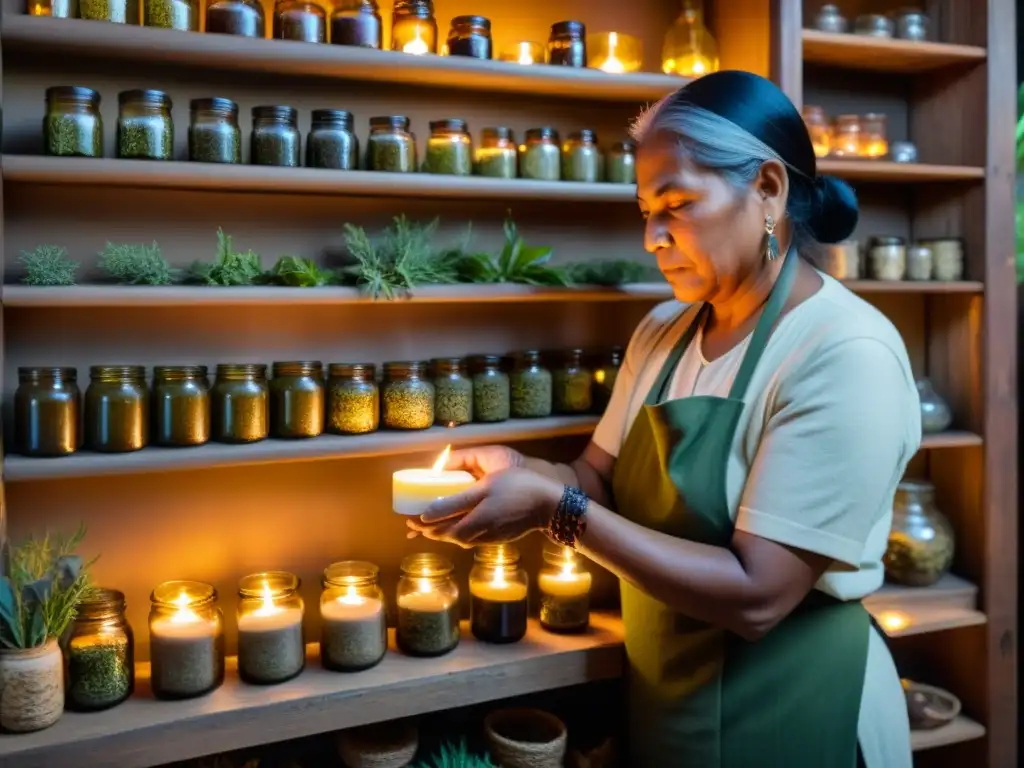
left=522, top=457, right=615, bottom=509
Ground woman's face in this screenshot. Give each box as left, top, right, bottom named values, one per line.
left=636, top=131, right=784, bottom=304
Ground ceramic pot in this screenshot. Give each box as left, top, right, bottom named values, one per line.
left=917, top=378, right=953, bottom=434
left=0, top=640, right=64, bottom=732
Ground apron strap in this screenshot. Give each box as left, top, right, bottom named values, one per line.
left=645, top=304, right=709, bottom=406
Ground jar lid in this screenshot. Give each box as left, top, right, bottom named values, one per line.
left=383, top=360, right=428, bottom=375
left=216, top=363, right=267, bottom=377
left=253, top=105, right=298, bottom=122
left=239, top=571, right=300, bottom=598
left=89, top=365, right=146, bottom=379
left=328, top=362, right=377, bottom=377
left=481, top=126, right=514, bottom=141
left=611, top=140, right=636, bottom=153
left=568, top=129, right=598, bottom=144
left=190, top=97, right=238, bottom=115
left=76, top=588, right=127, bottom=620
left=335, top=0, right=380, bottom=9
left=451, top=14, right=490, bottom=30
left=525, top=127, right=559, bottom=142
left=119, top=89, right=172, bottom=108
left=429, top=118, right=469, bottom=134
left=45, top=85, right=100, bottom=105
left=476, top=354, right=503, bottom=367
left=153, top=365, right=207, bottom=379
left=370, top=115, right=411, bottom=131
left=323, top=560, right=380, bottom=587
left=273, top=360, right=324, bottom=376
left=869, top=235, right=905, bottom=246
left=311, top=109, right=354, bottom=128
left=18, top=366, right=77, bottom=380
left=550, top=20, right=586, bottom=37
left=431, top=356, right=465, bottom=370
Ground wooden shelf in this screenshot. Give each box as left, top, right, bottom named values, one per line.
left=841, top=280, right=984, bottom=294
left=0, top=614, right=625, bottom=768
left=816, top=159, right=985, bottom=182
left=911, top=716, right=987, bottom=752
left=920, top=431, right=984, bottom=449
left=0, top=15, right=685, bottom=103
left=2, top=416, right=599, bottom=482
left=802, top=29, right=987, bottom=74
left=863, top=574, right=986, bottom=638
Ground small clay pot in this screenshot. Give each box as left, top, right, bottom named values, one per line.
left=0, top=640, right=64, bottom=733
left=485, top=707, right=567, bottom=768
left=903, top=679, right=962, bottom=730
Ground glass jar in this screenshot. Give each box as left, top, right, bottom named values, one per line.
left=813, top=4, right=847, bottom=33
left=273, top=0, right=326, bottom=42
left=469, top=545, right=528, bottom=644
left=819, top=240, right=861, bottom=280
left=474, top=127, right=517, bottom=179
left=895, top=9, right=929, bottom=41
left=801, top=105, right=831, bottom=159
left=391, top=0, right=437, bottom=54
left=396, top=553, right=460, bottom=657
left=861, top=113, right=888, bottom=159
left=206, top=0, right=265, bottom=37
left=14, top=367, right=80, bottom=457
left=270, top=360, right=324, bottom=439
left=917, top=378, right=953, bottom=434
left=85, top=365, right=149, bottom=453
left=327, top=363, right=380, bottom=435
left=189, top=98, right=241, bottom=165
left=829, top=115, right=861, bottom=158
left=432, top=357, right=473, bottom=427
left=80, top=0, right=139, bottom=23
left=538, top=546, right=591, bottom=633
left=237, top=572, right=305, bottom=685
left=553, top=349, right=593, bottom=414
left=906, top=244, right=933, bottom=281
left=148, top=581, right=225, bottom=700
left=884, top=480, right=955, bottom=587
left=305, top=109, right=358, bottom=170
left=591, top=346, right=623, bottom=414
left=520, top=127, right=561, bottom=181
left=447, top=15, right=491, bottom=59
left=44, top=86, right=103, bottom=159
left=143, top=0, right=197, bottom=30
left=382, top=361, right=434, bottom=430
left=548, top=20, right=586, bottom=67
left=422, top=119, right=473, bottom=176
left=251, top=105, right=301, bottom=167
left=562, top=130, right=602, bottom=183
left=868, top=236, right=907, bottom=281
left=30, top=0, right=76, bottom=18
left=605, top=141, right=636, bottom=184
left=65, top=589, right=135, bottom=712
left=321, top=561, right=387, bottom=671
left=152, top=365, right=210, bottom=447
left=854, top=13, right=895, bottom=38
left=211, top=363, right=269, bottom=443
left=662, top=1, right=719, bottom=77
left=472, top=355, right=510, bottom=423
left=510, top=351, right=552, bottom=419
left=925, top=238, right=964, bottom=281
left=367, top=115, right=417, bottom=172
left=330, top=0, right=382, bottom=47
left=117, top=89, right=174, bottom=161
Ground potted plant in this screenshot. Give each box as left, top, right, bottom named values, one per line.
left=0, top=526, right=93, bottom=732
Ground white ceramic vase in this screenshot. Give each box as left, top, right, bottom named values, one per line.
left=0, top=639, right=64, bottom=732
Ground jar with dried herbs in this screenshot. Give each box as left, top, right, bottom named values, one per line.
left=926, top=238, right=964, bottom=281
left=447, top=15, right=491, bottom=59
left=44, top=86, right=103, bottom=159
left=868, top=236, right=906, bottom=281
left=306, top=109, right=358, bottom=170
left=15, top=367, right=80, bottom=457
left=273, top=0, right=326, bottom=42
left=382, top=361, right=434, bottom=430
left=65, top=589, right=135, bottom=712
left=562, top=130, right=602, bottom=183
left=605, top=140, right=636, bottom=184
left=211, top=363, right=269, bottom=443
left=85, top=365, right=149, bottom=453
left=474, top=127, right=517, bottom=179
left=367, top=115, right=416, bottom=173
left=510, top=351, right=552, bottom=419
left=251, top=105, right=301, bottom=167
left=270, top=361, right=325, bottom=439
left=326, top=363, right=379, bottom=435
left=330, top=0, right=382, bottom=47
left=151, top=365, right=209, bottom=447
left=117, top=89, right=174, bottom=161
left=79, top=0, right=139, bottom=23
left=189, top=97, right=241, bottom=164
left=205, top=0, right=265, bottom=36
left=432, top=357, right=472, bottom=426
left=423, top=119, right=473, bottom=176
left=520, top=127, right=561, bottom=181
left=547, top=20, right=587, bottom=66
left=884, top=480, right=954, bottom=587
left=143, top=0, right=197, bottom=30
left=472, top=356, right=510, bottom=423
left=590, top=346, right=622, bottom=414
left=553, top=349, right=593, bottom=414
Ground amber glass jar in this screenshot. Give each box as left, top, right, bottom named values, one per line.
left=189, top=98, right=241, bottom=164
left=472, top=355, right=510, bottom=424
left=562, top=129, right=602, bottom=183
left=605, top=141, right=636, bottom=184
left=152, top=365, right=210, bottom=447
left=274, top=0, right=326, bottom=42
left=44, top=86, right=103, bottom=159
left=423, top=118, right=472, bottom=176
left=270, top=361, right=325, bottom=439
left=801, top=105, right=831, bottom=159
left=149, top=581, right=225, bottom=700
left=831, top=114, right=861, bottom=158
left=553, top=349, right=593, bottom=414
left=447, top=15, right=492, bottom=59
left=251, top=106, right=301, bottom=167
left=548, top=20, right=587, bottom=67
left=396, top=553, right=460, bottom=657
left=80, top=0, right=139, bottom=23
left=320, top=561, right=387, bottom=671
left=510, top=351, right=552, bottom=419
left=15, top=367, right=80, bottom=457
left=331, top=0, right=382, bottom=47
left=367, top=115, right=416, bottom=172
left=236, top=572, right=305, bottom=684
left=34, top=0, right=78, bottom=18
left=117, top=89, right=174, bottom=161
left=65, top=589, right=135, bottom=712
left=469, top=545, right=528, bottom=644
left=306, top=109, right=358, bottom=170
left=382, top=361, right=434, bottom=430
left=590, top=346, right=623, bottom=414
left=143, top=0, right=198, bottom=30
left=432, top=357, right=472, bottom=427
left=211, top=363, right=269, bottom=443
left=206, top=0, right=265, bottom=36
left=326, top=363, right=379, bottom=435
left=391, top=0, right=437, bottom=54
left=520, top=127, right=561, bottom=181
left=85, top=365, right=149, bottom=453
left=475, top=127, right=517, bottom=179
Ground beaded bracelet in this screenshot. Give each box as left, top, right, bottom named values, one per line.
left=548, top=485, right=589, bottom=549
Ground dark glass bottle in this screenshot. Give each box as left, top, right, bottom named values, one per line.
left=152, top=365, right=210, bottom=447
left=84, top=365, right=149, bottom=453
left=211, top=363, right=269, bottom=443
left=330, top=0, right=382, bottom=48
left=270, top=361, right=325, bottom=438
left=548, top=20, right=587, bottom=67
left=14, top=367, right=81, bottom=457
left=447, top=15, right=491, bottom=59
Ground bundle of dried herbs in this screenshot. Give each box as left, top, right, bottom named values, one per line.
left=565, top=259, right=658, bottom=286
left=452, top=217, right=568, bottom=286
left=98, top=241, right=176, bottom=285
left=186, top=229, right=265, bottom=286
left=18, top=245, right=80, bottom=286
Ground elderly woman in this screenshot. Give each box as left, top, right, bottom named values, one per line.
left=409, top=71, right=918, bottom=768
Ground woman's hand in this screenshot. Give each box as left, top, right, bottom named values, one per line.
left=441, top=445, right=526, bottom=478
left=406, top=468, right=563, bottom=548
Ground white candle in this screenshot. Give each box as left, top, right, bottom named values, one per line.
left=398, top=589, right=456, bottom=612
left=321, top=590, right=384, bottom=622
left=237, top=579, right=305, bottom=684
left=150, top=593, right=222, bottom=698
left=538, top=569, right=593, bottom=599
left=393, top=445, right=476, bottom=516
left=320, top=586, right=387, bottom=670
left=402, top=26, right=430, bottom=55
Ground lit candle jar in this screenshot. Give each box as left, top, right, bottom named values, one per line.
left=589, top=32, right=642, bottom=74
left=860, top=113, right=889, bottom=159
left=148, top=581, right=225, bottom=700
left=876, top=609, right=911, bottom=634
left=801, top=105, right=832, bottom=159
left=320, top=561, right=387, bottom=671
left=393, top=444, right=476, bottom=516
left=538, top=546, right=592, bottom=633
left=391, top=0, right=437, bottom=55
left=396, top=553, right=460, bottom=657
left=499, top=41, right=544, bottom=65
left=831, top=115, right=862, bottom=158
left=236, top=571, right=305, bottom=685
left=469, top=545, right=528, bottom=644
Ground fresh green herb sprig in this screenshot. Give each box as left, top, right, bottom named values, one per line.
left=98, top=241, right=176, bottom=285
left=186, top=228, right=265, bottom=286
left=453, top=217, right=569, bottom=286
left=411, top=740, right=496, bottom=768
left=18, top=245, right=80, bottom=286
left=266, top=255, right=339, bottom=287
left=565, top=259, right=659, bottom=286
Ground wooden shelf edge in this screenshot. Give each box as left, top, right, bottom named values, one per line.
left=816, top=159, right=985, bottom=182
left=864, top=574, right=981, bottom=636
left=910, top=715, right=986, bottom=752
left=841, top=280, right=984, bottom=294
left=2, top=416, right=600, bottom=482
left=1, top=15, right=686, bottom=102
left=0, top=615, right=625, bottom=768
left=802, top=29, right=987, bottom=74
left=920, top=431, right=984, bottom=449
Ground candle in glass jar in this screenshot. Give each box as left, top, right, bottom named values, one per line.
left=149, top=582, right=224, bottom=700
left=393, top=444, right=475, bottom=516
left=538, top=547, right=592, bottom=633
left=590, top=32, right=642, bottom=74
left=500, top=41, right=544, bottom=65
left=237, top=572, right=305, bottom=685
left=320, top=583, right=387, bottom=671
left=469, top=545, right=528, bottom=644
left=396, top=553, right=461, bottom=658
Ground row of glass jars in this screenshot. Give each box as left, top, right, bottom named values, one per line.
left=802, top=107, right=890, bottom=161
left=817, top=237, right=965, bottom=283
left=12, top=349, right=622, bottom=457
left=66, top=546, right=590, bottom=711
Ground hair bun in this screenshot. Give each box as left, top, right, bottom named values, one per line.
left=808, top=175, right=858, bottom=243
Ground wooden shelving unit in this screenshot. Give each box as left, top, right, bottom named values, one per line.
left=801, top=29, right=987, bottom=74
left=813, top=159, right=985, bottom=182
left=863, top=574, right=987, bottom=638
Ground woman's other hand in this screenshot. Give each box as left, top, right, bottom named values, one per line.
left=442, top=445, right=526, bottom=478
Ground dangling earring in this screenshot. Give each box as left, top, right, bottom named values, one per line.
left=764, top=214, right=780, bottom=261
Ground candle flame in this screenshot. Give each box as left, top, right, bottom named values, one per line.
left=339, top=584, right=363, bottom=605
left=559, top=547, right=577, bottom=579
left=517, top=41, right=535, bottom=65
left=253, top=579, right=280, bottom=618
left=417, top=577, right=432, bottom=593
left=878, top=610, right=910, bottom=632
left=170, top=590, right=200, bottom=624
left=431, top=445, right=452, bottom=473
left=403, top=27, right=430, bottom=55
left=491, top=565, right=508, bottom=587
left=599, top=33, right=626, bottom=74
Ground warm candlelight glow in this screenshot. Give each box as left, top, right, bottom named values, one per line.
left=403, top=27, right=430, bottom=55
left=431, top=445, right=452, bottom=472
left=663, top=54, right=713, bottom=76
left=601, top=33, right=625, bottom=73
left=500, top=41, right=544, bottom=65
left=171, top=590, right=200, bottom=624
left=878, top=610, right=911, bottom=632
left=591, top=32, right=642, bottom=74
left=517, top=42, right=535, bottom=65
left=393, top=445, right=476, bottom=516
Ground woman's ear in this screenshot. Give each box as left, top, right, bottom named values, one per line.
left=755, top=159, right=789, bottom=220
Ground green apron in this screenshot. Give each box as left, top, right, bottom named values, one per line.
left=611, top=249, right=871, bottom=767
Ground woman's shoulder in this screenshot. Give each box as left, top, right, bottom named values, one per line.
left=622, top=299, right=698, bottom=365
